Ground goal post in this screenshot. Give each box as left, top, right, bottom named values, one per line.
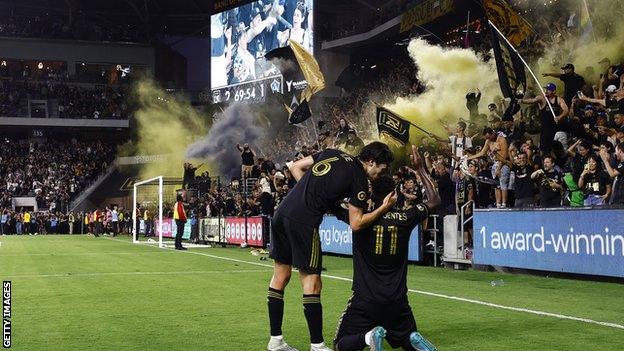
left=133, top=176, right=164, bottom=247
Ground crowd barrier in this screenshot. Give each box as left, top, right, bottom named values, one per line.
left=154, top=218, right=192, bottom=240
left=319, top=216, right=422, bottom=262
left=473, top=208, right=624, bottom=278
left=223, top=216, right=266, bottom=247
left=152, top=215, right=423, bottom=257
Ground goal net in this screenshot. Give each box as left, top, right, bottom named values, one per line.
left=133, top=176, right=164, bottom=247
left=133, top=176, right=214, bottom=248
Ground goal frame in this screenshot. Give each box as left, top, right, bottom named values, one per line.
left=133, top=176, right=164, bottom=248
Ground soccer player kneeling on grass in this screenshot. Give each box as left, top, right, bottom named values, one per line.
left=333, top=146, right=440, bottom=351
left=267, top=142, right=397, bottom=351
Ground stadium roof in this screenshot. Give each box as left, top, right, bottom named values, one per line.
left=0, top=0, right=212, bottom=39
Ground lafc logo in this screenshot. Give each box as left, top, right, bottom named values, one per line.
left=379, top=111, right=407, bottom=136
left=357, top=191, right=367, bottom=201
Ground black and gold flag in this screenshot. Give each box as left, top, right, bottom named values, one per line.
left=376, top=106, right=411, bottom=145
left=482, top=0, right=533, bottom=46
left=488, top=21, right=527, bottom=99
left=265, top=39, right=325, bottom=124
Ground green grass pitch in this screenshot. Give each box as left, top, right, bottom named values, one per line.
left=0, top=234, right=623, bottom=350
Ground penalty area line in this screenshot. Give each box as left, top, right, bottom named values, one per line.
left=104, top=237, right=624, bottom=330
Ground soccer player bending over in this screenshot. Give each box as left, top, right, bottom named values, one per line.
left=333, top=146, right=441, bottom=351
left=267, top=142, right=397, bottom=351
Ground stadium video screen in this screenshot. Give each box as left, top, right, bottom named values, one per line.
left=211, top=0, right=314, bottom=104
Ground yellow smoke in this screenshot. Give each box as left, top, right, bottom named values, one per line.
left=387, top=38, right=500, bottom=142
left=119, top=79, right=212, bottom=179
left=536, top=0, right=624, bottom=86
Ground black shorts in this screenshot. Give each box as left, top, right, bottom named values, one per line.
left=333, top=294, right=417, bottom=349
left=269, top=214, right=322, bottom=274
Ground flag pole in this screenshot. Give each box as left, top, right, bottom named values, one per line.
left=464, top=11, right=471, bottom=48
left=488, top=20, right=557, bottom=122
left=309, top=111, right=321, bottom=150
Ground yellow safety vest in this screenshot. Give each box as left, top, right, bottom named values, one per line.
left=173, top=202, right=185, bottom=220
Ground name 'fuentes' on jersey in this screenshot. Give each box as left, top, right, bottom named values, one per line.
left=276, top=149, right=369, bottom=226
left=352, top=203, right=429, bottom=304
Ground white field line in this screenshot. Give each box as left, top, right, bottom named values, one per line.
left=0, top=251, right=173, bottom=257
left=3, top=269, right=271, bottom=279
left=104, top=237, right=624, bottom=330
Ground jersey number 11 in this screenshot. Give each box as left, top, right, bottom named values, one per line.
left=374, top=225, right=398, bottom=255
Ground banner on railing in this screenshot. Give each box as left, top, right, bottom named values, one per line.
left=200, top=218, right=225, bottom=242
left=224, top=217, right=265, bottom=247
left=154, top=218, right=191, bottom=240
left=319, top=216, right=421, bottom=262
left=473, top=208, right=624, bottom=278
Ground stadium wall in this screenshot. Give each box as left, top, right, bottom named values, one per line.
left=0, top=36, right=155, bottom=76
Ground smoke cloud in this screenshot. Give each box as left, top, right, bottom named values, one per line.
left=386, top=38, right=500, bottom=141
left=119, top=79, right=210, bottom=179
left=186, top=103, right=265, bottom=178
left=535, top=0, right=624, bottom=86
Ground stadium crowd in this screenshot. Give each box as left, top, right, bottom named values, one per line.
left=0, top=78, right=130, bottom=119
left=0, top=139, right=114, bottom=227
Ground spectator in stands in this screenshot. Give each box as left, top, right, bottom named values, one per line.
left=399, top=175, right=422, bottom=209
left=600, top=143, right=624, bottom=205
left=567, top=139, right=593, bottom=182
left=542, top=63, right=586, bottom=107
left=342, top=129, right=364, bottom=156
left=466, top=89, right=481, bottom=121
left=237, top=143, right=256, bottom=178
left=335, top=118, right=350, bottom=145
left=532, top=155, right=564, bottom=207
left=511, top=152, right=535, bottom=208
left=0, top=209, right=7, bottom=235
left=468, top=128, right=510, bottom=208
left=522, top=83, right=569, bottom=155
left=578, top=154, right=611, bottom=206
left=501, top=115, right=526, bottom=145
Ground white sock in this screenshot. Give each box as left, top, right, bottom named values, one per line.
left=311, top=342, right=325, bottom=348
left=270, top=335, right=283, bottom=342
left=364, top=330, right=373, bottom=346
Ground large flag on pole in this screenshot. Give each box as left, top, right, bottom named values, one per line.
left=579, top=0, right=595, bottom=43
left=482, top=0, right=533, bottom=46
left=488, top=21, right=527, bottom=99
left=376, top=106, right=411, bottom=145
left=265, top=39, right=325, bottom=124
left=488, top=20, right=558, bottom=122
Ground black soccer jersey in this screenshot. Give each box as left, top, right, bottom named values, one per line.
left=351, top=203, right=429, bottom=304
left=276, top=149, right=369, bottom=226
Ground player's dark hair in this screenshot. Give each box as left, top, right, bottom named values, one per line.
left=482, top=127, right=494, bottom=135
left=357, top=142, right=394, bottom=165
left=457, top=121, right=467, bottom=131
left=370, top=173, right=395, bottom=206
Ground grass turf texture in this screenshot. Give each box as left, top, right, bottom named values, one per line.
left=0, top=235, right=623, bottom=350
